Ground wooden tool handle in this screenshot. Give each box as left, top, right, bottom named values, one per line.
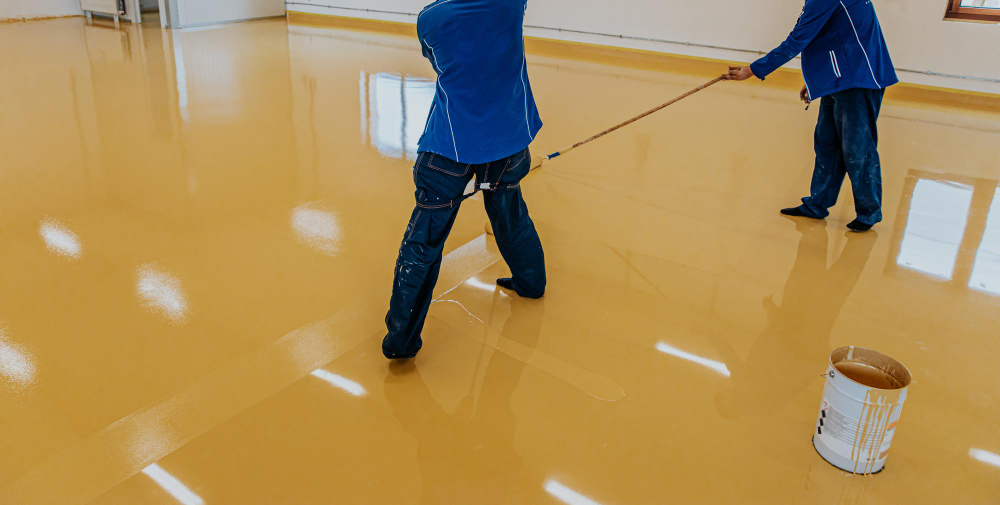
left=532, top=75, right=726, bottom=170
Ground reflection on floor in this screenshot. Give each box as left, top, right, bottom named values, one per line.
left=0, top=13, right=998, bottom=505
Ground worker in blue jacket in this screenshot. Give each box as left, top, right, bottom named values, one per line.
left=728, top=0, right=897, bottom=231
left=382, top=0, right=546, bottom=359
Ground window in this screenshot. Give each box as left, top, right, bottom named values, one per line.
left=945, top=0, right=1000, bottom=22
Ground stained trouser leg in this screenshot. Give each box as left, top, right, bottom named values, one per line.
left=482, top=149, right=546, bottom=298
left=838, top=88, right=884, bottom=226
left=383, top=154, right=472, bottom=358
left=383, top=207, right=462, bottom=357
left=799, top=93, right=848, bottom=219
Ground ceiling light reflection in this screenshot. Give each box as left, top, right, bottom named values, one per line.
left=311, top=369, right=367, bottom=397
left=291, top=206, right=341, bottom=257
left=464, top=277, right=497, bottom=292
left=142, top=463, right=204, bottom=505
left=39, top=220, right=82, bottom=259
left=970, top=448, right=1000, bottom=468
left=544, top=479, right=603, bottom=505
left=0, top=328, right=35, bottom=386
left=136, top=265, right=189, bottom=323
left=655, top=341, right=730, bottom=377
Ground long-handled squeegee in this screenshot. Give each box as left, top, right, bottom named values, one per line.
left=484, top=75, right=726, bottom=236
left=529, top=75, right=726, bottom=171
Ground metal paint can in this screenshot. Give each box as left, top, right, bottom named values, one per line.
left=813, top=346, right=912, bottom=475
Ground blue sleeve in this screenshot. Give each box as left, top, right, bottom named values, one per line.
left=750, top=0, right=839, bottom=80
left=420, top=37, right=432, bottom=60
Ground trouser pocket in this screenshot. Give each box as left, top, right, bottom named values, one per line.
left=481, top=148, right=530, bottom=190
left=413, top=152, right=474, bottom=211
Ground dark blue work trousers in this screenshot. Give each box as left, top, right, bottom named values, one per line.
left=798, top=87, right=885, bottom=226
left=383, top=148, right=545, bottom=358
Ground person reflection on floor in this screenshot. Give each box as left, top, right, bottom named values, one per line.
left=714, top=219, right=878, bottom=419
left=383, top=295, right=545, bottom=504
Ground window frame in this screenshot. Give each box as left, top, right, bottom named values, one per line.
left=945, top=0, right=1000, bottom=22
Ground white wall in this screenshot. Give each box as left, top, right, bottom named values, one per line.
left=287, top=0, right=1000, bottom=94
left=0, top=0, right=82, bottom=20
left=174, top=0, right=284, bottom=27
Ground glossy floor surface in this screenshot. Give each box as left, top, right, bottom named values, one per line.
left=1, top=14, right=999, bottom=505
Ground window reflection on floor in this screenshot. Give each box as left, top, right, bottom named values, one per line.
left=892, top=171, right=1000, bottom=297
left=897, top=180, right=973, bottom=279
left=359, top=72, right=435, bottom=160
left=969, top=187, right=1000, bottom=295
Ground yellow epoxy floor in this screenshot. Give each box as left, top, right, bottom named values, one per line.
left=1, top=14, right=999, bottom=505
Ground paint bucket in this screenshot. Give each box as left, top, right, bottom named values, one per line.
left=812, top=346, right=912, bottom=475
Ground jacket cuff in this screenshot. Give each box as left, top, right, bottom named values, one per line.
left=749, top=61, right=768, bottom=81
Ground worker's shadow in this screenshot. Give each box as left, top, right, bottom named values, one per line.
left=713, top=219, right=878, bottom=419
left=383, top=294, right=545, bottom=504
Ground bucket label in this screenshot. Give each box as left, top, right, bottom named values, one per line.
left=818, top=400, right=896, bottom=456
left=816, top=389, right=902, bottom=474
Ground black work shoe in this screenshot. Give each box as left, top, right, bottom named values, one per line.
left=847, top=219, right=874, bottom=232
left=496, top=277, right=544, bottom=299
left=382, top=335, right=419, bottom=360
left=780, top=206, right=822, bottom=219
left=496, top=278, right=515, bottom=291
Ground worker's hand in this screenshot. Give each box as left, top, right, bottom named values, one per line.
left=799, top=84, right=811, bottom=104
left=726, top=65, right=754, bottom=81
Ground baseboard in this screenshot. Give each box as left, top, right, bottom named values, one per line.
left=1, top=14, right=84, bottom=24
